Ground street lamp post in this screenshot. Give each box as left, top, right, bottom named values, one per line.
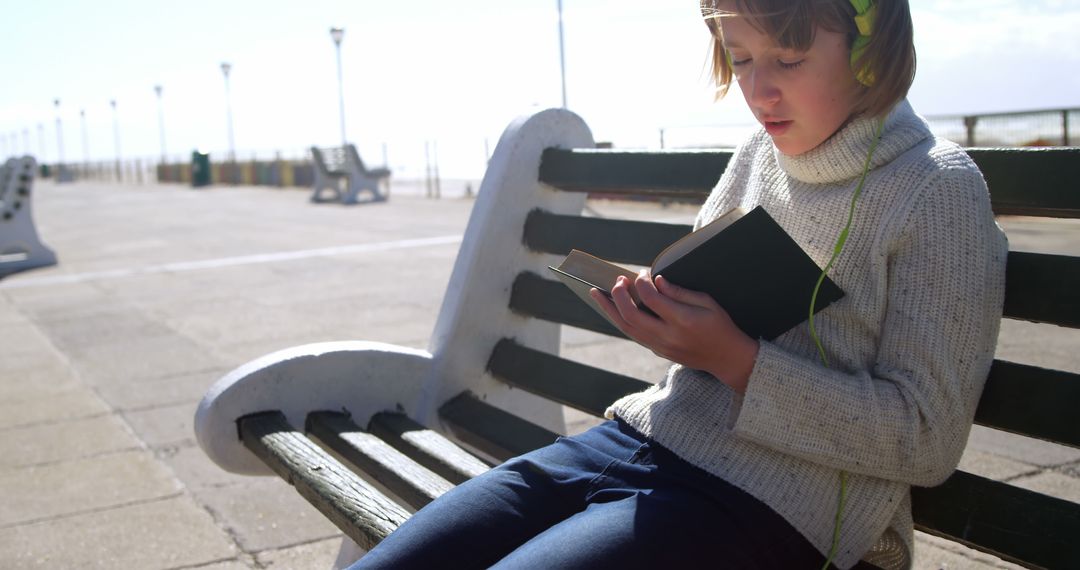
left=557, top=0, right=567, bottom=109
left=54, top=99, right=65, bottom=168
left=221, top=62, right=236, bottom=183
left=219, top=61, right=236, bottom=171
left=80, top=109, right=90, bottom=165
left=111, top=99, right=122, bottom=182
left=37, top=123, right=46, bottom=163
left=330, top=27, right=347, bottom=146
left=79, top=109, right=90, bottom=178
left=154, top=85, right=167, bottom=163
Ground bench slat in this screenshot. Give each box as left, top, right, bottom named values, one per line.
left=307, top=411, right=454, bottom=510
left=513, top=249, right=1080, bottom=339
left=1003, top=251, right=1080, bottom=328
left=439, top=393, right=559, bottom=462
left=967, top=147, right=1080, bottom=218
left=510, top=272, right=624, bottom=338
left=525, top=210, right=1080, bottom=329
left=368, top=412, right=491, bottom=485
left=539, top=147, right=1080, bottom=218
left=524, top=209, right=690, bottom=266
left=975, top=360, right=1080, bottom=448
left=238, top=411, right=409, bottom=550
left=912, top=469, right=1080, bottom=569
left=488, top=339, right=651, bottom=417
left=511, top=268, right=1080, bottom=448
left=539, top=148, right=729, bottom=198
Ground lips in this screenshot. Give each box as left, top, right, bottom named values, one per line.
left=763, top=120, right=793, bottom=136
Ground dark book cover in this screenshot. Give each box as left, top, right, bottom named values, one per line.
left=654, top=206, right=844, bottom=340
left=549, top=206, right=844, bottom=341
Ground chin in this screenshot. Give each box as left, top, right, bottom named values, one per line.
left=771, top=132, right=830, bottom=156
left=771, top=138, right=811, bottom=156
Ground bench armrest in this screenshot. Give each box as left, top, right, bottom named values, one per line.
left=195, top=341, right=433, bottom=475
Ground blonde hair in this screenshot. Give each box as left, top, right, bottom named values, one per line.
left=700, top=0, right=916, bottom=118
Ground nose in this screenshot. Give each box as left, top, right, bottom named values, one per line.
left=743, top=66, right=780, bottom=109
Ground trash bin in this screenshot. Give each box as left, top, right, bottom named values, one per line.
left=191, top=150, right=211, bottom=188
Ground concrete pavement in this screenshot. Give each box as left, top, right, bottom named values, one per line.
left=0, top=179, right=1077, bottom=569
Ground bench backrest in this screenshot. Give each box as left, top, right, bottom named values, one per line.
left=1, top=157, right=35, bottom=221
left=311, top=146, right=349, bottom=175
left=426, top=110, right=1080, bottom=568
left=345, top=143, right=373, bottom=174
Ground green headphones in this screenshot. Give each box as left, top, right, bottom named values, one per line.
left=721, top=0, right=876, bottom=86
left=849, top=0, right=876, bottom=86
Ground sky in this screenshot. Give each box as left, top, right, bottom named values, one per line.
left=1, top=0, right=1079, bottom=179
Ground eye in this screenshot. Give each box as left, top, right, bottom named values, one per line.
left=779, top=59, right=805, bottom=70
left=726, top=51, right=750, bottom=67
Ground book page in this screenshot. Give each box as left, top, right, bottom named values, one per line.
left=555, top=249, right=637, bottom=294
left=549, top=249, right=650, bottom=322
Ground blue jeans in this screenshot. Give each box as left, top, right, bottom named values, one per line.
left=350, top=419, right=862, bottom=569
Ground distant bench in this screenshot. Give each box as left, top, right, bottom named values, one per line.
left=310, top=144, right=390, bottom=204
left=0, top=156, right=57, bottom=278
left=197, top=109, right=1080, bottom=568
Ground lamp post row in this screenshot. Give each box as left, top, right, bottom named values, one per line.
left=23, top=10, right=563, bottom=168
left=32, top=56, right=275, bottom=169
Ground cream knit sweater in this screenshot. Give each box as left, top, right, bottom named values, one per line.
left=605, top=101, right=1007, bottom=570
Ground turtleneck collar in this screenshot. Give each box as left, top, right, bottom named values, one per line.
left=773, top=100, right=932, bottom=185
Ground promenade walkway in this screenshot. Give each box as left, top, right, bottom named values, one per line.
left=1, top=180, right=1077, bottom=569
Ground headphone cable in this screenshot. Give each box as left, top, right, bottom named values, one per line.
left=813, top=115, right=886, bottom=570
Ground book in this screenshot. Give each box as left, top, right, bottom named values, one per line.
left=548, top=205, right=844, bottom=341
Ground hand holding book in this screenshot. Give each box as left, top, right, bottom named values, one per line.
left=591, top=270, right=761, bottom=393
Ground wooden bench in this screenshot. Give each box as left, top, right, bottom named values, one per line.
left=0, top=156, right=57, bottom=279
left=310, top=144, right=391, bottom=204
left=196, top=109, right=1080, bottom=568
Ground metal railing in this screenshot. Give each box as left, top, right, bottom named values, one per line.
left=6, top=107, right=1075, bottom=193
left=656, top=107, right=1079, bottom=150
left=924, top=108, right=1076, bottom=147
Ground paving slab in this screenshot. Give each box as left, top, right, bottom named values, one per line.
left=0, top=355, right=81, bottom=400
left=967, top=424, right=1080, bottom=468
left=188, top=560, right=254, bottom=570
left=0, top=449, right=179, bottom=526
left=94, top=367, right=229, bottom=412
left=913, top=532, right=1024, bottom=570
left=0, top=281, right=127, bottom=323
left=0, top=386, right=110, bottom=430
left=256, top=537, right=344, bottom=569
left=1010, top=470, right=1080, bottom=503
left=122, top=401, right=199, bottom=450
left=0, top=496, right=238, bottom=569
left=995, top=318, right=1080, bottom=374
left=955, top=448, right=1039, bottom=481
left=0, top=296, right=24, bottom=325
left=0, top=415, right=142, bottom=470
left=59, top=331, right=231, bottom=386
left=30, top=307, right=175, bottom=350
left=0, top=319, right=55, bottom=355
left=192, top=477, right=341, bottom=553
left=160, top=442, right=255, bottom=490
left=1058, top=461, right=1080, bottom=478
